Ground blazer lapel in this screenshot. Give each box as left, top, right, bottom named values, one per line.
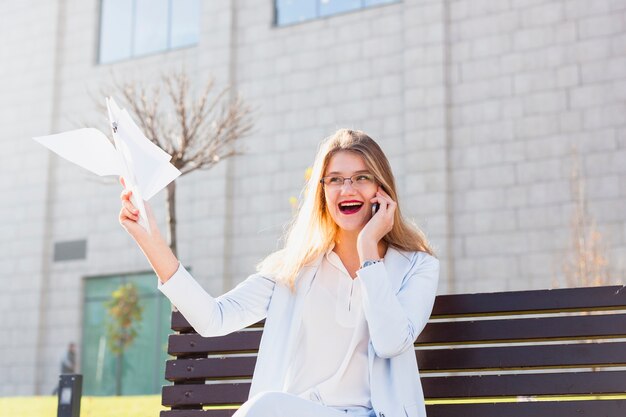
left=280, top=255, right=323, bottom=389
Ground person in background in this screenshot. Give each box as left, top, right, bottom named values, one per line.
left=61, top=343, right=77, bottom=374
left=52, top=342, right=77, bottom=394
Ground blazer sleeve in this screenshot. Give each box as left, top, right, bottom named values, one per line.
left=357, top=252, right=439, bottom=358
left=158, top=263, right=276, bottom=337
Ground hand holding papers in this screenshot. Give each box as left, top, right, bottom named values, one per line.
left=33, top=97, right=181, bottom=233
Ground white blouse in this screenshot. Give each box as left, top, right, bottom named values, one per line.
left=284, top=248, right=372, bottom=412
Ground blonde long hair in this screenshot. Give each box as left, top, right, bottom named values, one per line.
left=257, top=129, right=435, bottom=289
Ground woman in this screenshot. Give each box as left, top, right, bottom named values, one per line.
left=119, top=129, right=439, bottom=417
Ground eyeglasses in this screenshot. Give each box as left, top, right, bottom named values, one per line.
left=320, top=173, right=376, bottom=189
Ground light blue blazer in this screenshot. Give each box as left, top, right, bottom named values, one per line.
left=160, top=247, right=440, bottom=417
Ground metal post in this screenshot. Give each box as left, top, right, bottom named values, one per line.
left=56, top=374, right=82, bottom=417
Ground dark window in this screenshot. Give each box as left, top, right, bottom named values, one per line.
left=99, top=0, right=199, bottom=64
left=54, top=240, right=87, bottom=262
left=275, top=0, right=398, bottom=26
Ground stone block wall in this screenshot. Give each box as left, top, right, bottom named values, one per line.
left=1, top=0, right=624, bottom=395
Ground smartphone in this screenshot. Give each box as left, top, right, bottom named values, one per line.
left=372, top=203, right=380, bottom=216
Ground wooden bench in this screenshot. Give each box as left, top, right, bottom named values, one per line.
left=161, top=285, right=626, bottom=417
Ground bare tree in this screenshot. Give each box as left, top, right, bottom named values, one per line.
left=104, top=70, right=253, bottom=256
left=562, top=145, right=611, bottom=287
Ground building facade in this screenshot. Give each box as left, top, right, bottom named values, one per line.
left=1, top=0, right=625, bottom=395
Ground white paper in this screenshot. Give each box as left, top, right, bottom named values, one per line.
left=33, top=128, right=122, bottom=176
left=33, top=97, right=181, bottom=233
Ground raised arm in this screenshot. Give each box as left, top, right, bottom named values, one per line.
left=118, top=177, right=179, bottom=283
left=118, top=177, right=274, bottom=336
left=159, top=265, right=275, bottom=337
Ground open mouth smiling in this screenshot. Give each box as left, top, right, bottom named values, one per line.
left=338, top=200, right=364, bottom=214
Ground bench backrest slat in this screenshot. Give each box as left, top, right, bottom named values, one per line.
left=427, top=400, right=626, bottom=417
left=418, top=341, right=626, bottom=371
left=419, top=313, right=626, bottom=344
left=422, top=370, right=626, bottom=397
left=165, top=341, right=626, bottom=381
left=163, top=383, right=250, bottom=406
left=168, top=332, right=262, bottom=356
left=167, top=313, right=626, bottom=356
left=166, top=357, right=255, bottom=380
left=163, top=368, right=626, bottom=406
left=158, top=401, right=626, bottom=417
left=431, top=285, right=626, bottom=316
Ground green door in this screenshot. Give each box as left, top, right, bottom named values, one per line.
left=82, top=272, right=171, bottom=395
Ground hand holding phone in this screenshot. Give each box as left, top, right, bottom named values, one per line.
left=371, top=202, right=380, bottom=216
